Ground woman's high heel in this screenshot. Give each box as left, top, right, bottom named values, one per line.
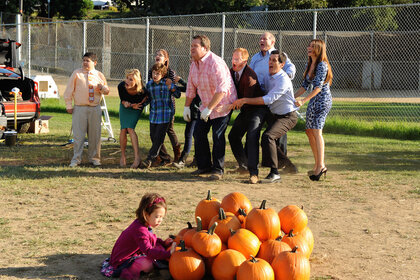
left=309, top=167, right=327, bottom=181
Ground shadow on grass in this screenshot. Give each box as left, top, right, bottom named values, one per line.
left=0, top=253, right=207, bottom=280
left=0, top=253, right=108, bottom=279
left=0, top=164, right=219, bottom=182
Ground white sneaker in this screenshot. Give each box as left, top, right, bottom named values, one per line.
left=69, top=162, right=78, bottom=167
left=263, top=173, right=281, bottom=183
left=91, top=161, right=101, bottom=166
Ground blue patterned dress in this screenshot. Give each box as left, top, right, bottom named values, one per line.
left=302, top=61, right=332, bottom=129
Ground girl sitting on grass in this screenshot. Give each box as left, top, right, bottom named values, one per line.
left=101, top=193, right=175, bottom=279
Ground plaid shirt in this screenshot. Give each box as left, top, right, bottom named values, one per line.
left=186, top=51, right=237, bottom=120
left=146, top=79, right=180, bottom=124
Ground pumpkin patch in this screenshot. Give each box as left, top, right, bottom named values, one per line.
left=169, top=191, right=314, bottom=280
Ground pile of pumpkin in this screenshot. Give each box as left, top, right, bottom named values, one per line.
left=169, top=190, right=314, bottom=280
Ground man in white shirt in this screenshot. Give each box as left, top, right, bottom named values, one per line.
left=231, top=50, right=298, bottom=183
left=249, top=32, right=298, bottom=174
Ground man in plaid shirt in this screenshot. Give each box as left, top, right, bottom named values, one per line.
left=183, top=35, right=237, bottom=180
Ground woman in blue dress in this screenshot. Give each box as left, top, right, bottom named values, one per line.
left=294, top=39, right=333, bottom=181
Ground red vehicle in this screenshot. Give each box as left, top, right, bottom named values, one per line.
left=0, top=38, right=40, bottom=133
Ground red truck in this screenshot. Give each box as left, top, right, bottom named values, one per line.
left=0, top=38, right=40, bottom=133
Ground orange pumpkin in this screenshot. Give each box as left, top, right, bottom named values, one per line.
left=174, top=222, right=194, bottom=245
left=237, top=255, right=275, bottom=280
left=245, top=200, right=281, bottom=241
left=192, top=222, right=222, bottom=258
left=278, top=205, right=308, bottom=235
left=209, top=208, right=241, bottom=243
left=237, top=208, right=247, bottom=228
left=195, top=190, right=221, bottom=230
left=227, top=228, right=261, bottom=259
left=257, top=236, right=292, bottom=264
left=299, top=227, right=314, bottom=256
left=204, top=243, right=227, bottom=273
left=183, top=217, right=202, bottom=248
left=220, top=192, right=252, bottom=216
left=211, top=249, right=246, bottom=280
left=281, top=230, right=311, bottom=259
left=271, top=246, right=310, bottom=280
left=169, top=240, right=206, bottom=280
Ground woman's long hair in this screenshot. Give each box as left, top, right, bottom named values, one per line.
left=156, top=49, right=170, bottom=67
left=303, top=39, right=333, bottom=85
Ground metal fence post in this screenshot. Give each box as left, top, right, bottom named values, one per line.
left=28, top=23, right=31, bottom=77
left=83, top=21, right=87, bottom=54
left=16, top=14, right=22, bottom=62
left=312, top=11, right=317, bottom=39
left=233, top=28, right=237, bottom=49
left=145, top=17, right=150, bottom=83
left=54, top=22, right=58, bottom=68
left=277, top=31, right=282, bottom=51
left=102, top=21, right=111, bottom=77
left=369, top=31, right=374, bottom=91
left=221, top=13, right=226, bottom=59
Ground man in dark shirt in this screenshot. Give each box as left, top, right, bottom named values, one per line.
left=228, top=48, right=268, bottom=184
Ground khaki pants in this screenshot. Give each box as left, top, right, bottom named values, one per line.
left=71, top=105, right=102, bottom=164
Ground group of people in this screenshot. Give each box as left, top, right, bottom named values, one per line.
left=63, top=32, right=333, bottom=184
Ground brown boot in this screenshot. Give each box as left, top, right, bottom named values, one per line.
left=151, top=156, right=162, bottom=167
left=173, top=144, right=182, bottom=163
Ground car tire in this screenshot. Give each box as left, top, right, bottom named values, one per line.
left=18, top=122, right=30, bottom=133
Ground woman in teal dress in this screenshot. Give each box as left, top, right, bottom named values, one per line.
left=118, top=69, right=148, bottom=168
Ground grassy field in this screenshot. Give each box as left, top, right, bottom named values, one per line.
left=0, top=97, right=419, bottom=279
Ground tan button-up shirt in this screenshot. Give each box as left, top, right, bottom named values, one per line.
left=63, top=68, right=109, bottom=110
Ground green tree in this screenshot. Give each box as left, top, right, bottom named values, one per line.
left=50, top=0, right=94, bottom=19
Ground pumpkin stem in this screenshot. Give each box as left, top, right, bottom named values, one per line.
left=301, top=205, right=304, bottom=210
left=238, top=208, right=247, bottom=217
left=196, top=216, right=202, bottom=231
left=288, top=229, right=295, bottom=237
left=208, top=222, right=218, bottom=235
left=230, top=228, right=236, bottom=236
left=275, top=235, right=284, bottom=241
left=187, top=221, right=193, bottom=229
left=179, top=240, right=187, bottom=252
left=249, top=255, right=258, bottom=263
left=259, top=200, right=267, bottom=209
left=206, top=190, right=212, bottom=200
left=291, top=246, right=299, bottom=253
left=219, top=208, right=226, bottom=220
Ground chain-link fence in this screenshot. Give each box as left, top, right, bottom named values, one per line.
left=1, top=4, right=419, bottom=122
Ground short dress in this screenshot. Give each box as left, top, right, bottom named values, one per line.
left=302, top=61, right=332, bottom=129
left=118, top=81, right=148, bottom=129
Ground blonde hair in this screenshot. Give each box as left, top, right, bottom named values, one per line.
left=303, top=39, right=333, bottom=85
left=233, top=48, right=249, bottom=62
left=125, top=69, right=143, bottom=92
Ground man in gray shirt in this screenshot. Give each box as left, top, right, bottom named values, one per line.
left=231, top=50, right=298, bottom=183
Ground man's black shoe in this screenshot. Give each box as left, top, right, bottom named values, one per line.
left=191, top=168, right=212, bottom=176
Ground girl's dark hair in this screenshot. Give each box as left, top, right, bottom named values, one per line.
left=135, top=193, right=167, bottom=225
